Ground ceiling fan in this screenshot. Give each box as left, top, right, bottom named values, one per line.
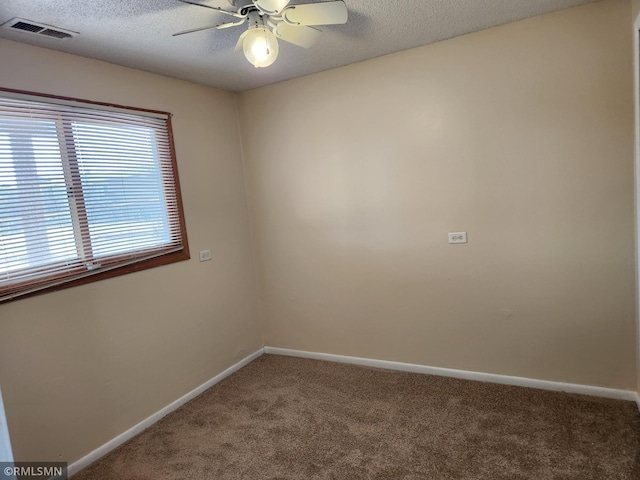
left=173, top=0, right=348, bottom=68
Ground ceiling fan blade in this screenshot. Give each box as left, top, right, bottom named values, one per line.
left=234, top=30, right=250, bottom=53
left=253, top=0, right=292, bottom=15
left=282, top=1, right=348, bottom=26
left=173, top=19, right=245, bottom=36
left=176, top=0, right=246, bottom=19
left=216, top=19, right=247, bottom=29
left=274, top=23, right=322, bottom=48
left=173, top=24, right=220, bottom=36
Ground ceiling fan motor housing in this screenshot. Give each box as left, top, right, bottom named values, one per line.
left=247, top=10, right=266, bottom=29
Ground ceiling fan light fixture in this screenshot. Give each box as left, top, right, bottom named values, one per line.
left=174, top=0, right=350, bottom=70
left=243, top=26, right=279, bottom=68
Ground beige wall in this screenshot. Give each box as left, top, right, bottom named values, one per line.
left=0, top=40, right=262, bottom=462
left=633, top=0, right=640, bottom=397
left=239, top=0, right=636, bottom=390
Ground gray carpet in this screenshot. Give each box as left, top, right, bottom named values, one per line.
left=72, top=354, right=640, bottom=479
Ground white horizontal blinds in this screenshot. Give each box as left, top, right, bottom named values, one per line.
left=71, top=120, right=179, bottom=262
left=0, top=118, right=81, bottom=283
left=0, top=95, right=182, bottom=301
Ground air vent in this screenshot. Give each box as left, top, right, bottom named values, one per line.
left=11, top=21, right=44, bottom=34
left=1, top=18, right=77, bottom=39
left=39, top=29, right=73, bottom=39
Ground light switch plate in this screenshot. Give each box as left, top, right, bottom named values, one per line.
left=199, top=249, right=212, bottom=262
left=448, top=232, right=467, bottom=244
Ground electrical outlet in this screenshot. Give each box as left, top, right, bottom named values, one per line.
left=199, top=249, right=212, bottom=262
left=448, top=232, right=467, bottom=244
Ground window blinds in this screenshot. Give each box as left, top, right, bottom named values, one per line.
left=0, top=93, right=186, bottom=302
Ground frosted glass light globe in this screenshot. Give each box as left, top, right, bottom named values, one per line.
left=243, top=27, right=279, bottom=68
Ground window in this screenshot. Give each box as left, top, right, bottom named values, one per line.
left=0, top=88, right=189, bottom=302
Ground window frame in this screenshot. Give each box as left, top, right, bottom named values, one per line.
left=0, top=87, right=190, bottom=303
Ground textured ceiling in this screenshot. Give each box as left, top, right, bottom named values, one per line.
left=0, top=0, right=598, bottom=92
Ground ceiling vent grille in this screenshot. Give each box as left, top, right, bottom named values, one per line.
left=1, top=18, right=77, bottom=39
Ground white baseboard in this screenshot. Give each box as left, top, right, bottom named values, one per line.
left=264, top=346, right=639, bottom=403
left=67, top=348, right=264, bottom=478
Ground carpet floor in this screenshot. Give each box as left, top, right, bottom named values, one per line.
left=72, top=354, right=640, bottom=479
